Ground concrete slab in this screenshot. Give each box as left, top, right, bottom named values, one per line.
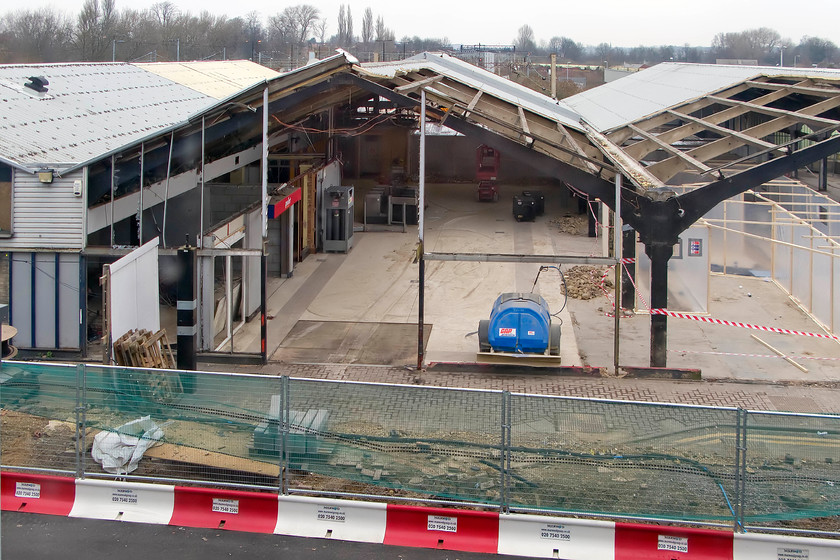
left=272, top=320, right=432, bottom=366
left=218, top=181, right=840, bottom=383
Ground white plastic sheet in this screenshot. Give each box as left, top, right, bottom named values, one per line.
left=91, top=416, right=164, bottom=475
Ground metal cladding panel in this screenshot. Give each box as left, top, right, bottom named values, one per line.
left=8, top=252, right=81, bottom=349
left=4, top=169, right=85, bottom=250
left=0, top=63, right=216, bottom=168
left=565, top=62, right=840, bottom=132
left=9, top=253, right=33, bottom=346
left=361, top=52, right=585, bottom=132
left=137, top=61, right=280, bottom=100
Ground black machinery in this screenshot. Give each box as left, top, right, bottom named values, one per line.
left=323, top=185, right=354, bottom=253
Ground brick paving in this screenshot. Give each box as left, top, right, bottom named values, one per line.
left=213, top=361, right=840, bottom=415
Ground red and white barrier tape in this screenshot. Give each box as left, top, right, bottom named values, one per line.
left=671, top=349, right=840, bottom=361
left=651, top=309, right=840, bottom=341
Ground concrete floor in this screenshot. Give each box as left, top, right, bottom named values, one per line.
left=221, top=181, right=840, bottom=383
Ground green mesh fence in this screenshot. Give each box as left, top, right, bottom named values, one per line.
left=508, top=395, right=740, bottom=521
left=283, top=379, right=503, bottom=504
left=1, top=361, right=839, bottom=530
left=0, top=361, right=79, bottom=475
left=743, top=411, right=840, bottom=525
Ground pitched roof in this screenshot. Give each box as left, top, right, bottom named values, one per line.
left=0, top=61, right=279, bottom=171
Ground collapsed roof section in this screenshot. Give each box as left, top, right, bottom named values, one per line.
left=578, top=63, right=840, bottom=191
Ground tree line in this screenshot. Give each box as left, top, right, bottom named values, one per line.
left=0, top=0, right=430, bottom=67
left=514, top=25, right=838, bottom=68
left=1, top=1, right=837, bottom=70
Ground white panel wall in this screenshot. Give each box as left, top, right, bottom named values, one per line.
left=109, top=238, right=161, bottom=343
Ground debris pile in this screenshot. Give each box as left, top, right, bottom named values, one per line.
left=550, top=214, right=587, bottom=235
left=562, top=266, right=613, bottom=300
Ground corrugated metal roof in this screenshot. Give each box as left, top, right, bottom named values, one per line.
left=361, top=52, right=584, bottom=132
left=565, top=62, right=840, bottom=132
left=0, top=62, right=219, bottom=170
left=137, top=60, right=280, bottom=100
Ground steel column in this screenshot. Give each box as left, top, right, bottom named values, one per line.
left=647, top=241, right=674, bottom=367
left=177, top=241, right=197, bottom=378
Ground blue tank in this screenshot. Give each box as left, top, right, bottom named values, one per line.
left=479, top=293, right=555, bottom=354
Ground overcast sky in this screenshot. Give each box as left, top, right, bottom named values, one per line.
left=24, top=0, right=840, bottom=47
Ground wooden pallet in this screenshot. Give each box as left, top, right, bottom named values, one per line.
left=114, top=329, right=175, bottom=369
left=113, top=328, right=182, bottom=403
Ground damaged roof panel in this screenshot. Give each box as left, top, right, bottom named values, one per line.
left=360, top=52, right=584, bottom=132
left=566, top=62, right=840, bottom=132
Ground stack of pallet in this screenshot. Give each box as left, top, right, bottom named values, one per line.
left=113, top=329, right=175, bottom=369
left=113, top=329, right=182, bottom=403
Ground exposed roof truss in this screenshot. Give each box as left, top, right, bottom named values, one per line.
left=606, top=75, right=840, bottom=187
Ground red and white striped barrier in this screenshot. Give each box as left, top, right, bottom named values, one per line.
left=6, top=472, right=840, bottom=558
left=497, top=513, right=616, bottom=559
left=650, top=309, right=840, bottom=341
left=276, top=495, right=387, bottom=543
left=170, top=486, right=279, bottom=533
left=69, top=478, right=174, bottom=524
left=615, top=523, right=734, bottom=560
left=1, top=471, right=75, bottom=516
left=383, top=504, right=499, bottom=553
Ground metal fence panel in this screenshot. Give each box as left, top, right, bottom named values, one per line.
left=3, top=361, right=840, bottom=533
left=743, top=411, right=840, bottom=526
left=81, top=364, right=285, bottom=487
left=508, top=395, right=740, bottom=522
left=284, top=379, right=504, bottom=505
left=0, top=361, right=78, bottom=474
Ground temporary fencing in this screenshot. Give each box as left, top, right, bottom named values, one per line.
left=1, top=360, right=839, bottom=534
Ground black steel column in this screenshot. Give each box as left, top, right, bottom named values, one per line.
left=177, top=239, right=197, bottom=383
left=621, top=225, right=636, bottom=311
left=646, top=241, right=673, bottom=368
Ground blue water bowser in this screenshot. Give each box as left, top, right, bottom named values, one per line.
left=478, top=293, right=561, bottom=355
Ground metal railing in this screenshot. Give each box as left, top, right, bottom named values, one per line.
left=1, top=361, right=839, bottom=534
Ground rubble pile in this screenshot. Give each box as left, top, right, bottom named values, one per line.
left=562, top=266, right=613, bottom=300
left=550, top=214, right=587, bottom=235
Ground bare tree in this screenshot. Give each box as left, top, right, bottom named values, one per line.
left=712, top=27, right=781, bottom=63
left=515, top=24, right=535, bottom=53
left=314, top=18, right=327, bottom=44
left=151, top=1, right=178, bottom=27
left=797, top=36, right=838, bottom=66
left=374, top=15, right=393, bottom=42
left=2, top=7, right=74, bottom=62
left=595, top=42, right=611, bottom=63
left=361, top=7, right=373, bottom=45
left=345, top=5, right=353, bottom=45
left=268, top=10, right=295, bottom=46
left=75, top=0, right=119, bottom=60
left=337, top=5, right=346, bottom=46
left=243, top=10, right=264, bottom=61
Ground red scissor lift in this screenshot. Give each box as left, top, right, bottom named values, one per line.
left=475, top=145, right=500, bottom=202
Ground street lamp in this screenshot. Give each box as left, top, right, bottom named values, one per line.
left=780, top=45, right=786, bottom=67
left=794, top=54, right=800, bottom=67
